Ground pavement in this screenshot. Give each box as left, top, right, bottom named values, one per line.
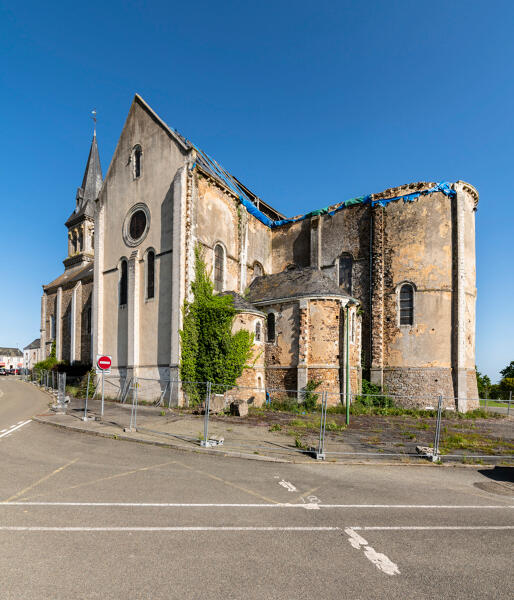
left=24, top=382, right=514, bottom=464
left=0, top=377, right=513, bottom=599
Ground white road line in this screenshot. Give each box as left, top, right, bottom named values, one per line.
left=0, top=526, right=341, bottom=532
left=0, top=502, right=512, bottom=509
left=278, top=480, right=297, bottom=492
left=352, top=526, right=514, bottom=531
left=0, top=430, right=7, bottom=433
left=0, top=420, right=31, bottom=439
left=17, top=421, right=24, bottom=425
left=344, top=528, right=400, bottom=576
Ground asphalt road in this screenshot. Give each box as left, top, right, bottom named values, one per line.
left=0, top=378, right=513, bottom=599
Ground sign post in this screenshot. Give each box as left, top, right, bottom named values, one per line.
left=96, top=355, right=112, bottom=417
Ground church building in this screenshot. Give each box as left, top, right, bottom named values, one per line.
left=41, top=95, right=480, bottom=410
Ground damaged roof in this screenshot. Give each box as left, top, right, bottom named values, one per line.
left=133, top=95, right=285, bottom=221
left=247, top=266, right=352, bottom=304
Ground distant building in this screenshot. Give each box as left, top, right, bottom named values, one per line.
left=23, top=338, right=42, bottom=370
left=0, top=347, right=23, bottom=370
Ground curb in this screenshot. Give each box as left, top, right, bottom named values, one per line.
left=29, top=416, right=503, bottom=468
left=31, top=416, right=289, bottom=463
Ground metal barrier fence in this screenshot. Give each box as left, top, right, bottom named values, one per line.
left=480, top=393, right=513, bottom=416
left=25, top=373, right=513, bottom=463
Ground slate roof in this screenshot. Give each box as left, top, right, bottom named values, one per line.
left=44, top=263, right=94, bottom=291
left=247, top=266, right=353, bottom=304
left=219, top=291, right=265, bottom=316
left=24, top=338, right=40, bottom=350
left=65, top=134, right=103, bottom=227
left=0, top=347, right=23, bottom=357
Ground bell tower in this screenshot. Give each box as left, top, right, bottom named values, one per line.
left=63, top=132, right=102, bottom=270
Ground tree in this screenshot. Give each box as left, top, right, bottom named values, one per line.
left=475, top=366, right=491, bottom=398
left=499, top=377, right=514, bottom=396
left=180, top=246, right=253, bottom=402
left=500, top=361, right=514, bottom=379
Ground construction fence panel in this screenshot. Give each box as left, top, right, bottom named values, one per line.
left=433, top=396, right=513, bottom=462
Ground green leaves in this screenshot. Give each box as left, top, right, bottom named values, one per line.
left=180, top=245, right=253, bottom=402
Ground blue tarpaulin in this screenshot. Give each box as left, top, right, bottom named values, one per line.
left=189, top=141, right=455, bottom=229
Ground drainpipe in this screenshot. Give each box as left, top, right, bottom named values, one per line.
left=346, top=303, right=351, bottom=425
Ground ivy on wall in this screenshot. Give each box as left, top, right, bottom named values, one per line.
left=180, top=246, right=253, bottom=400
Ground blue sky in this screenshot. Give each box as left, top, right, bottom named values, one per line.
left=1, top=0, right=512, bottom=380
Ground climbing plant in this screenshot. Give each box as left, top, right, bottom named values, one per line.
left=180, top=246, right=253, bottom=402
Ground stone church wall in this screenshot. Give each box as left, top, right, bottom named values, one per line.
left=196, top=174, right=273, bottom=294
left=80, top=282, right=93, bottom=364
left=230, top=312, right=266, bottom=406
left=97, top=97, right=187, bottom=379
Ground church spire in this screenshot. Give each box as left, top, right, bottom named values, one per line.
left=80, top=133, right=103, bottom=204
left=65, top=128, right=103, bottom=230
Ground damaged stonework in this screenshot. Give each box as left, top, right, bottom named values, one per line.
left=43, top=95, right=479, bottom=412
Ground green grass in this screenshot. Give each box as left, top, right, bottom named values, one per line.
left=439, top=432, right=514, bottom=455
left=65, top=385, right=81, bottom=398
left=479, top=399, right=510, bottom=408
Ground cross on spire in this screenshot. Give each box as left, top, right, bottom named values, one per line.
left=91, top=109, right=97, bottom=137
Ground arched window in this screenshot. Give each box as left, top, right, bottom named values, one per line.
left=214, top=244, right=224, bottom=292
left=120, top=259, right=128, bottom=306
left=255, top=321, right=261, bottom=342
left=146, top=250, right=155, bottom=299
left=257, top=375, right=263, bottom=389
left=351, top=311, right=356, bottom=343
left=338, top=254, right=353, bottom=294
left=133, top=145, right=142, bottom=179
left=399, top=283, right=414, bottom=326
left=267, top=312, right=275, bottom=343
left=253, top=262, right=264, bottom=280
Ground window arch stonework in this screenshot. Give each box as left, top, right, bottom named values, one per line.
left=255, top=320, right=262, bottom=342
left=132, top=145, right=143, bottom=179
left=338, top=253, right=353, bottom=294
left=397, top=282, right=415, bottom=326
left=146, top=249, right=155, bottom=300
left=266, top=312, right=276, bottom=343
left=213, top=243, right=225, bottom=292
left=119, top=259, right=128, bottom=307
left=252, top=262, right=264, bottom=281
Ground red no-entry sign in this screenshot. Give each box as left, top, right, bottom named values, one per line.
left=96, top=354, right=112, bottom=372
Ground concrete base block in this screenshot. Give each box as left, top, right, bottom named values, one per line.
left=230, top=401, right=248, bottom=417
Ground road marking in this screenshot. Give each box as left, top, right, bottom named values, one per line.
left=21, top=460, right=179, bottom=500
left=0, top=502, right=512, bottom=509
left=296, top=486, right=320, bottom=502
left=0, top=420, right=31, bottom=439
left=317, top=504, right=514, bottom=509
left=0, top=502, right=322, bottom=508
left=4, top=458, right=79, bottom=502
left=344, top=528, right=400, bottom=576
left=0, top=526, right=341, bottom=532
left=278, top=480, right=297, bottom=492
left=0, top=429, right=7, bottom=433
left=172, top=460, right=280, bottom=504
left=352, top=526, right=514, bottom=531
